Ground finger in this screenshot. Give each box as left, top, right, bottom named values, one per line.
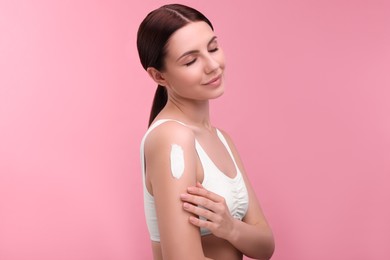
left=188, top=216, right=216, bottom=231
left=187, top=186, right=224, bottom=203
left=180, top=194, right=218, bottom=213
left=183, top=202, right=216, bottom=222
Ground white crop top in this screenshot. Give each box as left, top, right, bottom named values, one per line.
left=140, top=119, right=249, bottom=242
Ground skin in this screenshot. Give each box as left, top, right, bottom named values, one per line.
left=144, top=21, right=275, bottom=260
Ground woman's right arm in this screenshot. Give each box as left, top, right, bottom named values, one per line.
left=145, top=122, right=212, bottom=260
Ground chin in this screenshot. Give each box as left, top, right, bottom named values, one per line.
left=208, top=88, right=225, bottom=100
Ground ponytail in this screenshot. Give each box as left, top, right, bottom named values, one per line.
left=148, top=85, right=167, bottom=126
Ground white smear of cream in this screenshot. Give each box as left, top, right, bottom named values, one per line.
left=170, top=144, right=185, bottom=179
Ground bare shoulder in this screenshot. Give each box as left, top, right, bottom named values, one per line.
left=143, top=121, right=198, bottom=183
left=143, top=120, right=199, bottom=195
left=145, top=121, right=196, bottom=153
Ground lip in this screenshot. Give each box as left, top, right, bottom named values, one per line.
left=202, top=74, right=222, bottom=85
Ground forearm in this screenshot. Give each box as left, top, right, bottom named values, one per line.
left=228, top=219, right=275, bottom=260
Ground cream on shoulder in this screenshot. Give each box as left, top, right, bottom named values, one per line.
left=170, top=144, right=185, bottom=179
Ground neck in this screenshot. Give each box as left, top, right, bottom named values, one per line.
left=164, top=96, right=213, bottom=131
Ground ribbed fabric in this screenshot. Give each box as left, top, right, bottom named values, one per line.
left=140, top=119, right=249, bottom=242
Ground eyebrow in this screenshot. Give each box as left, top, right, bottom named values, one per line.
left=176, top=36, right=218, bottom=62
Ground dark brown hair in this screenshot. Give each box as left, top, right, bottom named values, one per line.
left=136, top=4, right=213, bottom=126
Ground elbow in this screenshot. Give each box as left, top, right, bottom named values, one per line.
left=263, top=233, right=275, bottom=260
left=249, top=230, right=275, bottom=260
left=257, top=238, right=275, bottom=260
left=264, top=237, right=275, bottom=260
left=254, top=245, right=275, bottom=260
left=261, top=230, right=275, bottom=260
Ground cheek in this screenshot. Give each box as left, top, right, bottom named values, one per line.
left=176, top=68, right=203, bottom=85
left=165, top=68, right=199, bottom=87
left=214, top=49, right=225, bottom=69
left=217, top=50, right=226, bottom=69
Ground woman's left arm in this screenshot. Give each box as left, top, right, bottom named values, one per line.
left=180, top=130, right=275, bottom=260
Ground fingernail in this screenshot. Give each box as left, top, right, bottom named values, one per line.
left=183, top=202, right=190, bottom=209
left=187, top=187, right=195, bottom=192
left=180, top=193, right=188, bottom=199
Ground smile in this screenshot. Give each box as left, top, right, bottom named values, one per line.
left=202, top=74, right=222, bottom=85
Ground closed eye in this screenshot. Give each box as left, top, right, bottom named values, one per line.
left=209, top=47, right=219, bottom=53
left=185, top=59, right=197, bottom=66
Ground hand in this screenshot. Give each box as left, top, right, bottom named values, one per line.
left=180, top=182, right=235, bottom=240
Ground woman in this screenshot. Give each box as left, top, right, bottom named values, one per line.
left=138, top=4, right=274, bottom=260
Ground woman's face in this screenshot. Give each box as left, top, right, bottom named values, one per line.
left=161, top=21, right=226, bottom=101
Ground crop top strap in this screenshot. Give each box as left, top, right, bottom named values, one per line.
left=142, top=119, right=187, bottom=144
left=149, top=119, right=187, bottom=132
left=215, top=129, right=240, bottom=171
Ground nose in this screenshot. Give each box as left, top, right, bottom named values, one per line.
left=204, top=54, right=219, bottom=74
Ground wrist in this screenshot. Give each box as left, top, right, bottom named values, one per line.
left=227, top=218, right=240, bottom=243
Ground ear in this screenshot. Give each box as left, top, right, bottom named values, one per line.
left=147, top=67, right=168, bottom=87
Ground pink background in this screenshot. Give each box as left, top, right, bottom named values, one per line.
left=1, top=0, right=389, bottom=259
